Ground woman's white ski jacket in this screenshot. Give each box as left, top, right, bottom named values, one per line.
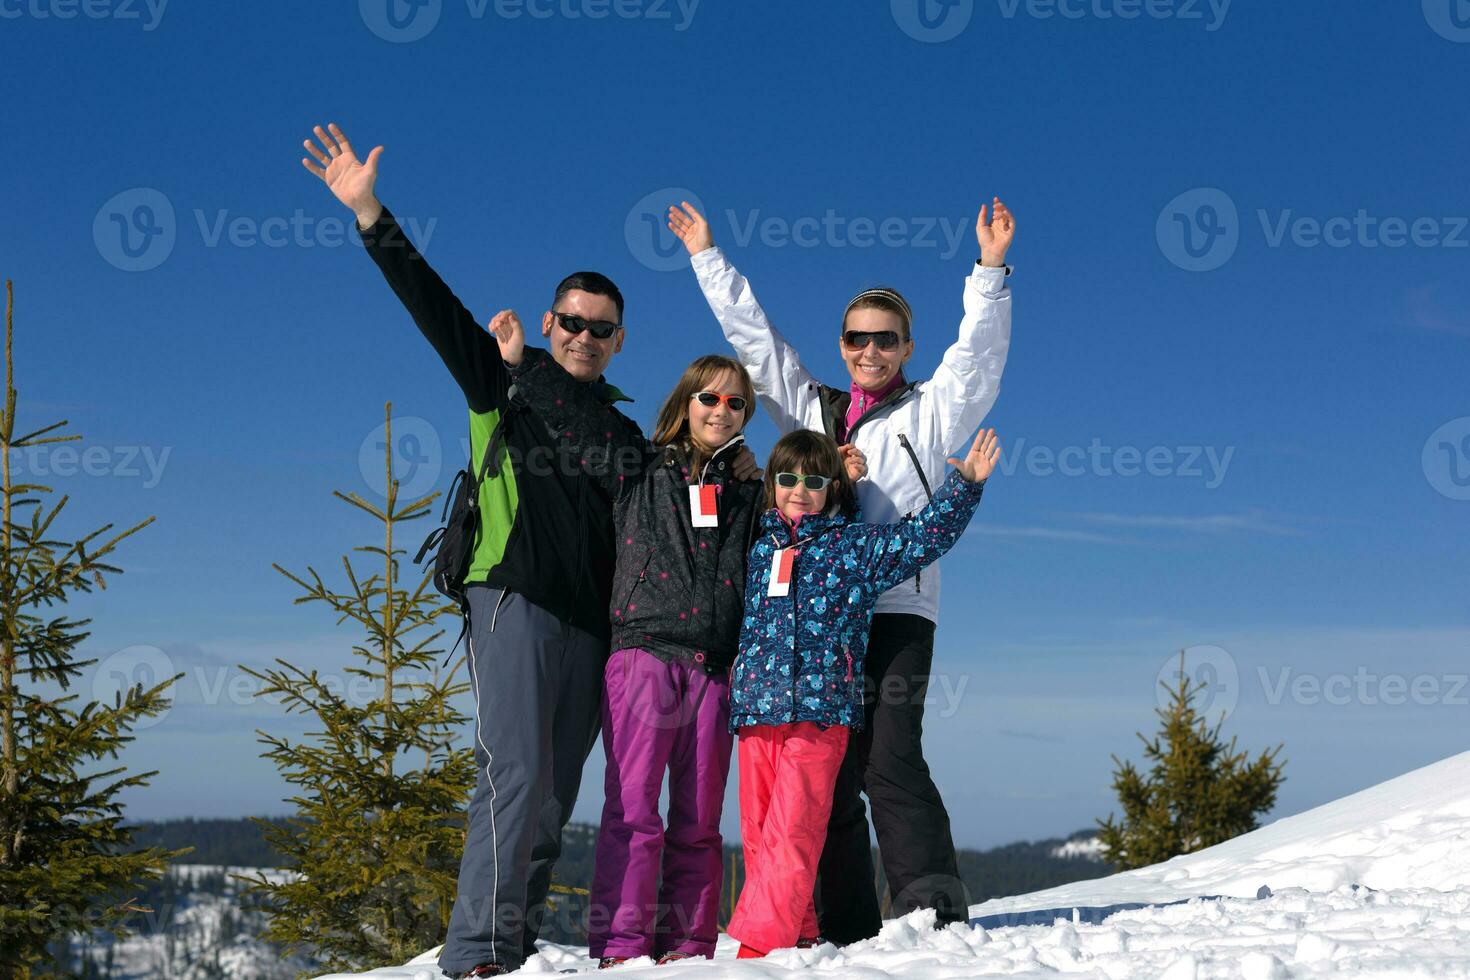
left=690, top=246, right=1012, bottom=623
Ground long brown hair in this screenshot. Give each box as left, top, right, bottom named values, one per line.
left=761, top=429, right=858, bottom=517
left=652, top=355, right=756, bottom=456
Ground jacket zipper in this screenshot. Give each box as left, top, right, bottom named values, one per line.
left=780, top=521, right=802, bottom=715
left=838, top=383, right=919, bottom=444
left=844, top=644, right=857, bottom=714
left=896, top=432, right=935, bottom=592
left=619, top=549, right=656, bottom=623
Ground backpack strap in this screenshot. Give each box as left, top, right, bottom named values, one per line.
left=474, top=382, right=528, bottom=492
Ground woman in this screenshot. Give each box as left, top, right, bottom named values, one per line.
left=668, top=196, right=1016, bottom=941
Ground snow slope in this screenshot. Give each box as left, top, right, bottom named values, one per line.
left=976, top=749, right=1470, bottom=922
left=319, top=751, right=1470, bottom=978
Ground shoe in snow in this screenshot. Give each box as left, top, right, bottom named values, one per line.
left=795, top=936, right=826, bottom=949
left=451, top=965, right=508, bottom=978
left=598, top=956, right=632, bottom=969
left=656, top=952, right=695, bottom=964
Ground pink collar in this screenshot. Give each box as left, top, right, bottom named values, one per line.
left=843, top=374, right=906, bottom=439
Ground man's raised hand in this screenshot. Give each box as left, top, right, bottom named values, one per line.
left=488, top=310, right=526, bottom=367
left=667, top=201, right=714, bottom=257
left=948, top=428, right=1001, bottom=484
left=976, top=197, right=1016, bottom=268
left=301, top=123, right=384, bottom=229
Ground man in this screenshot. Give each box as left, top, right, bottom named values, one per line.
left=302, top=122, right=635, bottom=978
left=667, top=197, right=1015, bottom=943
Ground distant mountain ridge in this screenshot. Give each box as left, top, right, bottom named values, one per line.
left=67, top=819, right=1109, bottom=977
left=126, top=816, right=1110, bottom=906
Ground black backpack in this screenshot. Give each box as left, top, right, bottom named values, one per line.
left=415, top=387, right=524, bottom=647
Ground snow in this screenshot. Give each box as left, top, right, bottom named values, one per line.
left=74, top=865, right=312, bottom=979
left=317, top=751, right=1470, bottom=978
left=1049, top=838, right=1105, bottom=862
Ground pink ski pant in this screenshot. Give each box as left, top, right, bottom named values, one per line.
left=726, top=721, right=850, bottom=954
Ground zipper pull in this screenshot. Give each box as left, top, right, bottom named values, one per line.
left=844, top=647, right=854, bottom=682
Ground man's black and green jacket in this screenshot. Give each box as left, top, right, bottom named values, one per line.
left=359, top=207, right=640, bottom=641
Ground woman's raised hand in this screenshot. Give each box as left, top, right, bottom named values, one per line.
left=948, top=428, right=1002, bottom=484
left=975, top=197, right=1015, bottom=268
left=488, top=309, right=525, bottom=367
left=839, top=444, right=868, bottom=483
left=667, top=201, right=714, bottom=256
left=732, top=445, right=762, bottom=482
left=301, top=123, right=384, bottom=229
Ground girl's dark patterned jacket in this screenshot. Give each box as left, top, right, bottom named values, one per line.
left=511, top=348, right=761, bottom=674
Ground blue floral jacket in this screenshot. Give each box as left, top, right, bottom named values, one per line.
left=730, top=469, right=986, bottom=732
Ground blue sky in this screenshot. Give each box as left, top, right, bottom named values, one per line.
left=1, top=1, right=1467, bottom=849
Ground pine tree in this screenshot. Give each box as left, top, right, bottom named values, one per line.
left=0, top=281, right=184, bottom=979
left=1098, top=651, right=1285, bottom=870
left=238, top=404, right=475, bottom=972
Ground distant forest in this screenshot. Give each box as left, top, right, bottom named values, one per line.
left=128, top=816, right=1112, bottom=921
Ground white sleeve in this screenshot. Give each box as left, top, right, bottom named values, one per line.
left=920, top=263, right=1012, bottom=455
left=690, top=246, right=821, bottom=433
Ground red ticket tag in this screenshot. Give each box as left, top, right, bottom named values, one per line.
left=767, top=547, right=795, bottom=597
left=689, top=484, right=719, bottom=527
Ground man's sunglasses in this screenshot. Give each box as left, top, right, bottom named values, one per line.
left=551, top=311, right=622, bottom=340
left=774, top=472, right=834, bottom=491
left=841, top=329, right=903, bottom=351
left=692, top=391, right=748, bottom=413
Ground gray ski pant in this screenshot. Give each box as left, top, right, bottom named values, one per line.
left=438, top=586, right=606, bottom=974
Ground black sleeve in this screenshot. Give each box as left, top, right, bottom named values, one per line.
left=358, top=206, right=507, bottom=413
left=511, top=348, right=655, bottom=498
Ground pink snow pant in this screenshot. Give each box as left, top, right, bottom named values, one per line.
left=726, top=721, right=850, bottom=955
left=589, top=648, right=733, bottom=959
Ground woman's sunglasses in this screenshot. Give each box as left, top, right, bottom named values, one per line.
left=691, top=391, right=748, bottom=413
left=551, top=310, right=622, bottom=340
left=841, top=329, right=903, bottom=351
left=774, top=472, right=834, bottom=491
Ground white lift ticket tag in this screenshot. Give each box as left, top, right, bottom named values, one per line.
left=689, top=484, right=719, bottom=528
left=767, top=547, right=795, bottom=597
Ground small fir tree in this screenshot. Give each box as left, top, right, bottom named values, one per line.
left=1098, top=651, right=1285, bottom=870
left=238, top=404, right=474, bottom=973
left=0, top=280, right=183, bottom=979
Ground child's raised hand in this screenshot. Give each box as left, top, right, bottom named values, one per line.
left=487, top=309, right=525, bottom=367
left=948, top=428, right=1001, bottom=484
left=839, top=443, right=868, bottom=483
left=976, top=197, right=1015, bottom=268
left=667, top=201, right=714, bottom=256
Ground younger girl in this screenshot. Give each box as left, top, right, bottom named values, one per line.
left=725, top=426, right=1000, bottom=958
